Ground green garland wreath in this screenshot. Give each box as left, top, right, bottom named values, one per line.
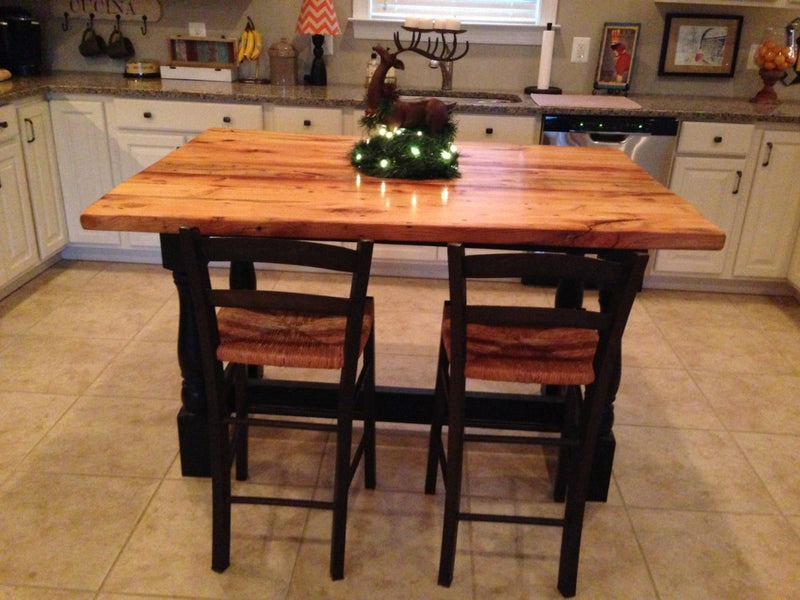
left=350, top=126, right=460, bottom=180
left=351, top=98, right=460, bottom=180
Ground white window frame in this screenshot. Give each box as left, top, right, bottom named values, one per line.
left=350, top=0, right=559, bottom=45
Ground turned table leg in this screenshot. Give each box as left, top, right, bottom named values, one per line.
left=552, top=274, right=618, bottom=503
left=161, top=233, right=257, bottom=477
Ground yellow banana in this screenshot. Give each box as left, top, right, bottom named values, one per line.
left=243, top=28, right=255, bottom=60
left=237, top=28, right=248, bottom=64
left=250, top=28, right=263, bottom=60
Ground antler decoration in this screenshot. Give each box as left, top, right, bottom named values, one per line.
left=351, top=25, right=468, bottom=179
left=392, top=28, right=469, bottom=63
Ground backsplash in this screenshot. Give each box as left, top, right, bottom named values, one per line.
left=19, top=0, right=800, bottom=101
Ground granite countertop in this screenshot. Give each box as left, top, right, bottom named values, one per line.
left=3, top=70, right=800, bottom=123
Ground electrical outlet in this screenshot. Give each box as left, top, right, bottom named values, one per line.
left=747, top=43, right=759, bottom=70
left=571, top=37, right=590, bottom=63
left=189, top=22, right=206, bottom=37
left=324, top=35, right=334, bottom=56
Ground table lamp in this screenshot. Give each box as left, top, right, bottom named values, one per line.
left=295, top=0, right=341, bottom=85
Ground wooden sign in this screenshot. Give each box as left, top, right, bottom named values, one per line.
left=52, top=0, right=162, bottom=23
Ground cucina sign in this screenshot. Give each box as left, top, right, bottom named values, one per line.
left=53, top=0, right=162, bottom=21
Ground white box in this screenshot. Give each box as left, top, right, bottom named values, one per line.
left=159, top=65, right=237, bottom=82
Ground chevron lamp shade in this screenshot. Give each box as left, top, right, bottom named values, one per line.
left=295, top=0, right=341, bottom=35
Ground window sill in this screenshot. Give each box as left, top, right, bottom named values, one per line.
left=349, top=19, right=559, bottom=46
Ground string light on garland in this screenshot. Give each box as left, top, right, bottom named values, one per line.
left=350, top=121, right=460, bottom=180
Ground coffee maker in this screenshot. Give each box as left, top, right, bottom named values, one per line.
left=0, top=7, right=42, bottom=76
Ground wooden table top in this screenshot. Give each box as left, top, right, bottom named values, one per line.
left=81, top=128, right=725, bottom=251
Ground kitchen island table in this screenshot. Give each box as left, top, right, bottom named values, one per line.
left=81, top=128, right=724, bottom=499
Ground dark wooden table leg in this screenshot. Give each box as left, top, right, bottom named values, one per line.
left=161, top=233, right=211, bottom=476
left=162, top=233, right=260, bottom=477
left=551, top=275, right=616, bottom=502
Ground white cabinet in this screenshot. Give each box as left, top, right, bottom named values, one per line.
left=0, top=105, right=39, bottom=289
left=16, top=100, right=68, bottom=260
left=734, top=128, right=800, bottom=279
left=655, top=157, right=748, bottom=274
left=268, top=106, right=344, bottom=135
left=344, top=109, right=540, bottom=145
left=108, top=98, right=263, bottom=250
left=654, top=122, right=753, bottom=276
left=115, top=131, right=189, bottom=248
left=454, top=114, right=538, bottom=145
left=50, top=97, right=119, bottom=247
left=111, top=98, right=263, bottom=136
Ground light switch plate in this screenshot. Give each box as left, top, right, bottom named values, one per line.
left=571, top=37, right=590, bottom=63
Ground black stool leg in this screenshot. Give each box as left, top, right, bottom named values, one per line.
left=233, top=363, right=249, bottom=481
left=437, top=373, right=465, bottom=587
left=425, top=342, right=449, bottom=495
left=363, top=330, right=377, bottom=490
left=330, top=396, right=355, bottom=580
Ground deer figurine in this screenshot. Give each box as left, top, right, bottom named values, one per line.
left=365, top=30, right=468, bottom=135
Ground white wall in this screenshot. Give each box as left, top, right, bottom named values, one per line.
left=19, top=0, right=800, bottom=101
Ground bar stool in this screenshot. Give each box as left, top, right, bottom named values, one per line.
left=179, top=227, right=376, bottom=580
left=425, top=243, right=648, bottom=597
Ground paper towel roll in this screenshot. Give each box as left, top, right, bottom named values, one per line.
left=537, top=24, right=555, bottom=91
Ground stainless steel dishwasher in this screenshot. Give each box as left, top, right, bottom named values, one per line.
left=540, top=114, right=678, bottom=185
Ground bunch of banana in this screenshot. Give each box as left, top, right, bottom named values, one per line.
left=237, top=16, right=263, bottom=63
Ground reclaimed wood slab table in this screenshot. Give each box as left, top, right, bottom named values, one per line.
left=81, top=129, right=725, bottom=498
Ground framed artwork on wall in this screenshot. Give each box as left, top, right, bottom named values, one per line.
left=594, top=22, right=640, bottom=93
left=658, top=13, right=743, bottom=77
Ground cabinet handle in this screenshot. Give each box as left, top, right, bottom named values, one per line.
left=713, top=136, right=723, bottom=143
left=223, top=116, right=232, bottom=123
left=0, top=121, right=7, bottom=129
left=732, top=170, right=742, bottom=195
left=303, top=119, right=312, bottom=127
left=485, top=127, right=494, bottom=135
left=761, top=141, right=773, bottom=167
left=143, top=111, right=152, bottom=119
left=24, top=117, right=35, bottom=143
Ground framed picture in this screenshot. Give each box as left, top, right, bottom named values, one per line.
left=658, top=13, right=743, bottom=77
left=594, top=23, right=641, bottom=92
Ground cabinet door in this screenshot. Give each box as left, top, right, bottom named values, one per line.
left=734, top=130, right=800, bottom=278
left=50, top=99, right=119, bottom=246
left=113, top=99, right=263, bottom=134
left=270, top=106, right=344, bottom=135
left=454, top=114, right=537, bottom=144
left=116, top=131, right=189, bottom=248
left=0, top=140, right=38, bottom=286
left=654, top=156, right=746, bottom=275
left=17, top=101, right=68, bottom=260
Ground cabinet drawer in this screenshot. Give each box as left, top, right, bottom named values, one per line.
left=113, top=99, right=262, bottom=132
left=0, top=105, right=19, bottom=144
left=271, top=106, right=344, bottom=135
left=454, top=114, right=537, bottom=145
left=677, top=121, right=754, bottom=156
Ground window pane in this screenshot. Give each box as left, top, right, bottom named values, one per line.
left=369, top=0, right=540, bottom=26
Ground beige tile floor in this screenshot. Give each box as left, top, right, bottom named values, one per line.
left=1, top=259, right=799, bottom=599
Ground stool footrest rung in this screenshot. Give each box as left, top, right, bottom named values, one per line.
left=460, top=511, right=565, bottom=527
left=464, top=431, right=577, bottom=447
left=232, top=495, right=334, bottom=511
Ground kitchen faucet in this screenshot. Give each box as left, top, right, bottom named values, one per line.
left=429, top=59, right=453, bottom=91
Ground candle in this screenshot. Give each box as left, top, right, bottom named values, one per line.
left=440, top=19, right=461, bottom=31
left=404, top=17, right=420, bottom=29
left=417, top=18, right=434, bottom=30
